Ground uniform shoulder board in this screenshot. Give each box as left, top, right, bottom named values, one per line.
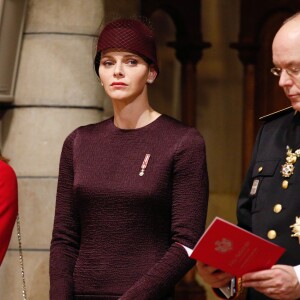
left=259, top=106, right=294, bottom=121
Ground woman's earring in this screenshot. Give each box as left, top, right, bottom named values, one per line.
left=100, top=82, right=104, bottom=86
left=147, top=79, right=153, bottom=84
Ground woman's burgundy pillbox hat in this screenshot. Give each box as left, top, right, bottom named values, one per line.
left=94, top=18, right=159, bottom=76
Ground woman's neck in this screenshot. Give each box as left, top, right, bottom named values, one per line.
left=113, top=103, right=160, bottom=129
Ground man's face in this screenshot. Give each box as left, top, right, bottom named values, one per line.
left=272, top=22, right=300, bottom=111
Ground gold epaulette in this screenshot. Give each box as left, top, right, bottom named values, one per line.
left=259, top=106, right=294, bottom=121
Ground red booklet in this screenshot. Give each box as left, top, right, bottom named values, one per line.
left=182, top=217, right=285, bottom=277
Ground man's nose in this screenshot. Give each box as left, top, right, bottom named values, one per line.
left=278, top=69, right=293, bottom=87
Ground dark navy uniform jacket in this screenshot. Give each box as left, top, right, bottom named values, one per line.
left=237, top=107, right=300, bottom=300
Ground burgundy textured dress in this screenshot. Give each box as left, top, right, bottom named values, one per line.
left=50, top=114, right=208, bottom=300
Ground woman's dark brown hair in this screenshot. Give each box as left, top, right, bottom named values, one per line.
left=0, top=151, right=9, bottom=163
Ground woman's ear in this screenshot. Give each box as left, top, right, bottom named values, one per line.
left=147, top=65, right=158, bottom=84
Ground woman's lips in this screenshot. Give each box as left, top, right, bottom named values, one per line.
left=111, top=82, right=127, bottom=86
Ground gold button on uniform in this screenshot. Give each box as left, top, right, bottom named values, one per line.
left=282, top=180, right=289, bottom=189
left=273, top=204, right=282, bottom=213
left=267, top=230, right=277, bottom=240
left=258, top=166, right=263, bottom=173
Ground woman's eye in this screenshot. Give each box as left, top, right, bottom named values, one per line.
left=127, top=59, right=138, bottom=66
left=102, top=60, right=113, bottom=67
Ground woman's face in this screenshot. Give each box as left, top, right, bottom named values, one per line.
left=99, top=50, right=157, bottom=102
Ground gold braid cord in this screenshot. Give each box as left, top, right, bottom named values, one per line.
left=234, top=277, right=247, bottom=300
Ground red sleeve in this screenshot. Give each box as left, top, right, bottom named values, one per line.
left=0, top=161, right=18, bottom=265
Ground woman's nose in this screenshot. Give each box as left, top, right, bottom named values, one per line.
left=113, top=62, right=124, bottom=77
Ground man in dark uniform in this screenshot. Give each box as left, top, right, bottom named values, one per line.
left=197, top=12, right=300, bottom=300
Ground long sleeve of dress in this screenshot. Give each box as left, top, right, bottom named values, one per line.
left=0, top=161, right=18, bottom=265
left=50, top=132, right=80, bottom=299
left=121, top=129, right=209, bottom=299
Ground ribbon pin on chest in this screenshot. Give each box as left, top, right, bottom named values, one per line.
left=139, top=154, right=151, bottom=176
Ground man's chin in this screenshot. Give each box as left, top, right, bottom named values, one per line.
left=291, top=101, right=300, bottom=112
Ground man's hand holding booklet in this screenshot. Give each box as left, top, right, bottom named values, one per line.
left=179, top=217, right=285, bottom=298
left=180, top=217, right=285, bottom=277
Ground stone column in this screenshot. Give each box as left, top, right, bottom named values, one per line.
left=230, top=42, right=258, bottom=176
left=0, top=1, right=105, bottom=298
